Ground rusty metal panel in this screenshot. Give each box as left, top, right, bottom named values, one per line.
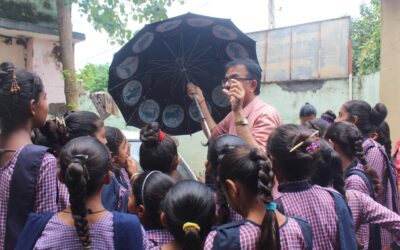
left=320, top=18, right=350, bottom=78
left=265, top=28, right=291, bottom=82
left=260, top=16, right=350, bottom=82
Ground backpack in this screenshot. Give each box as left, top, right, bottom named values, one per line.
left=15, top=211, right=144, bottom=250
left=3, top=145, right=50, bottom=250
left=211, top=218, right=312, bottom=250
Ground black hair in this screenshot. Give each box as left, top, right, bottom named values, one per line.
left=219, top=146, right=280, bottom=250
left=310, top=140, right=346, bottom=196
left=302, top=118, right=331, bottom=137
left=32, top=119, right=67, bottom=157
left=105, top=126, right=125, bottom=155
left=376, top=121, right=392, bottom=157
left=64, top=111, right=103, bottom=142
left=325, top=122, right=382, bottom=194
left=162, top=180, right=215, bottom=250
left=267, top=124, right=318, bottom=182
left=225, top=58, right=262, bottom=95
left=0, top=62, right=44, bottom=134
left=207, top=134, right=246, bottom=225
left=321, top=110, right=337, bottom=124
left=139, top=122, right=178, bottom=174
left=343, top=100, right=387, bottom=136
left=132, top=171, right=175, bottom=229
left=299, top=103, right=317, bottom=118
left=59, top=137, right=112, bottom=249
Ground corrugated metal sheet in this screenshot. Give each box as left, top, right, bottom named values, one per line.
left=247, top=17, right=350, bottom=82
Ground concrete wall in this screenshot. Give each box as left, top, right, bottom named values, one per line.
left=381, top=0, right=400, bottom=144
left=0, top=37, right=26, bottom=68
left=26, top=37, right=65, bottom=104
left=260, top=73, right=380, bottom=124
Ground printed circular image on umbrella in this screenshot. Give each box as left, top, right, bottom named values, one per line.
left=212, top=25, right=238, bottom=41
left=132, top=32, right=154, bottom=53
left=122, top=80, right=142, bottom=106
left=212, top=85, right=231, bottom=108
left=187, top=18, right=214, bottom=27
left=163, top=105, right=185, bottom=128
left=226, top=42, right=250, bottom=60
left=156, top=20, right=183, bottom=32
left=139, top=99, right=160, bottom=124
left=189, top=101, right=212, bottom=122
left=116, top=56, right=139, bottom=79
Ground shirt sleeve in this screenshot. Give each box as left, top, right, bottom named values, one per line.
left=141, top=226, right=150, bottom=250
left=365, top=146, right=386, bottom=182
left=35, top=153, right=58, bottom=213
left=211, top=115, right=230, bottom=140
left=251, top=111, right=281, bottom=151
left=354, top=190, right=400, bottom=241
left=203, top=230, right=217, bottom=250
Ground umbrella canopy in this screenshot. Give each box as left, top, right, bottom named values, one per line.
left=108, top=13, right=259, bottom=135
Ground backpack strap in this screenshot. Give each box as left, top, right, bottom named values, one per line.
left=326, top=189, right=358, bottom=250
left=102, top=173, right=120, bottom=211
left=291, top=217, right=313, bottom=250
left=366, top=143, right=400, bottom=213
left=112, top=211, right=143, bottom=250
left=14, top=212, right=55, bottom=250
left=344, top=169, right=381, bottom=250
left=5, top=145, right=49, bottom=250
left=345, top=169, right=376, bottom=199
left=212, top=220, right=247, bottom=250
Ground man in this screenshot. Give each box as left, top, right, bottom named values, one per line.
left=187, top=58, right=281, bottom=150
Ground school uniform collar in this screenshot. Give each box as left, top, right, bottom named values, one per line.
left=278, top=179, right=312, bottom=193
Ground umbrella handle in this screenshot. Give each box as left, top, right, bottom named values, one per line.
left=193, top=96, right=211, bottom=140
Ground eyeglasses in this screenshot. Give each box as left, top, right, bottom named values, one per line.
left=221, top=76, right=252, bottom=87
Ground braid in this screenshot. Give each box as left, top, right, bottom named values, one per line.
left=256, top=149, right=280, bottom=250
left=332, top=169, right=346, bottom=197
left=65, top=161, right=91, bottom=249
left=354, top=138, right=382, bottom=194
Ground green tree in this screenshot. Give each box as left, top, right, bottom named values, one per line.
left=351, top=0, right=381, bottom=76
left=56, top=0, right=184, bottom=111
left=77, top=63, right=110, bottom=92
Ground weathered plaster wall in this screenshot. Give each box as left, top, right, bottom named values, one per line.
left=26, top=37, right=65, bottom=104
left=0, top=37, right=26, bottom=68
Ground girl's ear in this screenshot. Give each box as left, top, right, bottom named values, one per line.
left=224, top=179, right=239, bottom=201
left=137, top=204, right=146, bottom=219
left=160, top=212, right=167, bottom=227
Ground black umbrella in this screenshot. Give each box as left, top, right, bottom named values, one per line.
left=108, top=13, right=259, bottom=135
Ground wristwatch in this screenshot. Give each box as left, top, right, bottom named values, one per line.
left=235, top=118, right=249, bottom=126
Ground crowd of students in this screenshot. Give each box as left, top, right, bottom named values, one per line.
left=1, top=60, right=400, bottom=250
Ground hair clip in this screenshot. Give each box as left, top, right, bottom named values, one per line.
left=72, top=154, right=90, bottom=180
left=9, top=69, right=20, bottom=94
left=306, top=141, right=320, bottom=153
left=289, top=130, right=319, bottom=153
left=158, top=130, right=166, bottom=142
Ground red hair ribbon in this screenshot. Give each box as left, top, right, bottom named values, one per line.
left=158, top=130, right=166, bottom=142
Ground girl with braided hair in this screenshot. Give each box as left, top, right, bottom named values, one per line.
left=0, top=62, right=67, bottom=249
left=204, top=146, right=311, bottom=250
left=268, top=124, right=357, bottom=250
left=16, top=137, right=148, bottom=250
left=311, top=139, right=400, bottom=250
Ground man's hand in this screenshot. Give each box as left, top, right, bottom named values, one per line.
left=222, top=79, right=245, bottom=112
left=187, top=82, right=205, bottom=102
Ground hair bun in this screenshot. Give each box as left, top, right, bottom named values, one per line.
left=140, top=122, right=161, bottom=146
left=0, top=62, right=15, bottom=86
left=66, top=162, right=85, bottom=181
left=371, top=103, right=387, bottom=127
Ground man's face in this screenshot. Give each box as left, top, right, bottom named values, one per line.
left=224, top=65, right=256, bottom=94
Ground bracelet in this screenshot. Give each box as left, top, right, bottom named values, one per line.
left=130, top=172, right=140, bottom=182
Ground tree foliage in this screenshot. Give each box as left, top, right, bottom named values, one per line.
left=77, top=63, right=109, bottom=92
left=74, top=0, right=185, bottom=45
left=351, top=0, right=381, bottom=76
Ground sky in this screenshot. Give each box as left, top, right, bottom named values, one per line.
left=73, top=0, right=366, bottom=69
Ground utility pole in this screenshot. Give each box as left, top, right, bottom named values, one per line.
left=268, top=0, right=275, bottom=29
